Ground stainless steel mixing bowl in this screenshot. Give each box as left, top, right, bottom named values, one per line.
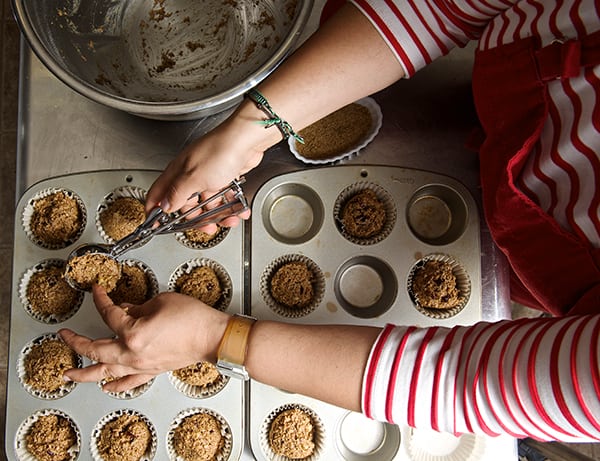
left=12, top=0, right=313, bottom=120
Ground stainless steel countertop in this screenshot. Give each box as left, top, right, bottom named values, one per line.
left=13, top=6, right=515, bottom=459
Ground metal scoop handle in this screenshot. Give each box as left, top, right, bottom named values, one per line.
left=110, top=178, right=248, bottom=257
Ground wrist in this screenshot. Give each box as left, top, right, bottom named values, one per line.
left=215, top=314, right=257, bottom=380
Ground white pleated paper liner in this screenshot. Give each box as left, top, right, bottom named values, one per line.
left=18, top=259, right=84, bottom=324
left=168, top=258, right=233, bottom=311
left=15, top=408, right=81, bottom=461
left=166, top=408, right=233, bottom=461
left=406, top=254, right=471, bottom=320
left=168, top=362, right=229, bottom=399
left=259, top=254, right=325, bottom=318
left=17, top=333, right=82, bottom=400
left=288, top=97, right=383, bottom=165
left=22, top=187, right=87, bottom=250
left=96, top=185, right=147, bottom=244
left=403, top=426, right=485, bottom=461
left=98, top=377, right=155, bottom=400
left=175, top=224, right=231, bottom=250
left=90, top=409, right=157, bottom=461
left=108, top=259, right=160, bottom=306
left=260, top=403, right=325, bottom=461
left=333, top=182, right=396, bottom=246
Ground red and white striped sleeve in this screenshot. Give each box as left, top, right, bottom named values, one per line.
left=349, top=0, right=511, bottom=77
left=362, top=315, right=600, bottom=442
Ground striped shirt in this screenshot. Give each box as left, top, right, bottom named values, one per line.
left=354, top=0, right=600, bottom=441
left=363, top=315, right=600, bottom=441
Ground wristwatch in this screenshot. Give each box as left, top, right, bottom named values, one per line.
left=216, top=314, right=257, bottom=380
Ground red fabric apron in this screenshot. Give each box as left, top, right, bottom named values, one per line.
left=473, top=32, right=600, bottom=316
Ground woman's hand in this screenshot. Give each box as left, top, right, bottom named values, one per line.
left=58, top=285, right=230, bottom=392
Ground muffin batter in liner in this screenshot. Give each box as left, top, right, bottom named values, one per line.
left=90, top=408, right=157, bottom=461
left=96, top=185, right=147, bottom=245
left=17, top=333, right=82, bottom=400
left=22, top=187, right=86, bottom=250
left=259, top=403, right=325, bottom=461
left=333, top=182, right=396, bottom=246
left=19, top=259, right=84, bottom=324
left=166, top=407, right=233, bottom=461
left=168, top=364, right=229, bottom=399
left=168, top=258, right=233, bottom=311
left=108, top=259, right=159, bottom=306
left=260, top=254, right=325, bottom=318
left=407, top=254, right=471, bottom=319
left=175, top=224, right=230, bottom=250
left=15, top=408, right=81, bottom=461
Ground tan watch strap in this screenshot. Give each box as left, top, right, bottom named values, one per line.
left=217, top=314, right=256, bottom=366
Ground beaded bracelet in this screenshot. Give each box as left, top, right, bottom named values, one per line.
left=246, top=88, right=304, bottom=144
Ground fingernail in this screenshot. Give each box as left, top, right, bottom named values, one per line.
left=161, top=199, right=170, bottom=213
left=62, top=375, right=72, bottom=382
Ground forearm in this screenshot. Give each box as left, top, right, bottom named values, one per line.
left=221, top=3, right=404, bottom=153
left=245, top=320, right=382, bottom=411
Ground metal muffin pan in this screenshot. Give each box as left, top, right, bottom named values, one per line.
left=6, top=170, right=245, bottom=461
left=248, top=165, right=483, bottom=460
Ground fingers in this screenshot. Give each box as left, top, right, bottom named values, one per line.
left=92, top=285, right=137, bottom=335
left=58, top=329, right=127, bottom=366
left=102, top=374, right=156, bottom=393
left=147, top=160, right=203, bottom=214
left=62, top=360, right=155, bottom=393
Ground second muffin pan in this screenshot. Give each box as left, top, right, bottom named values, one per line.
left=248, top=165, right=483, bottom=461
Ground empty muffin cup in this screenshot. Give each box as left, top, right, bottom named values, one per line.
left=260, top=254, right=325, bottom=318
left=19, top=259, right=84, bottom=324
left=15, top=409, right=81, bottom=461
left=406, top=184, right=468, bottom=245
left=261, top=182, right=325, bottom=245
left=403, top=426, right=484, bottom=461
left=17, top=333, right=82, bottom=400
left=22, top=188, right=87, bottom=250
left=334, top=256, right=397, bottom=319
left=169, top=258, right=233, bottom=311
left=334, top=181, right=396, bottom=245
left=96, top=185, right=147, bottom=244
left=334, top=411, right=401, bottom=461
left=260, top=403, right=325, bottom=461
left=167, top=408, right=233, bottom=461
left=90, top=409, right=157, bottom=461
left=407, top=254, right=471, bottom=319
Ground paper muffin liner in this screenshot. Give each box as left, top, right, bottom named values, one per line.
left=407, top=254, right=471, bottom=319
left=260, top=403, right=325, bottom=461
left=168, top=364, right=229, bottom=399
left=98, top=377, right=155, bottom=400
left=168, top=258, right=233, bottom=311
left=15, top=408, right=81, bottom=461
left=90, top=409, right=157, bottom=461
left=288, top=97, right=383, bottom=165
left=166, top=407, right=233, bottom=461
left=333, top=182, right=396, bottom=246
left=22, top=187, right=87, bottom=250
left=108, top=259, right=160, bottom=306
left=17, top=333, right=82, bottom=400
left=260, top=254, right=325, bottom=318
left=403, top=426, right=485, bottom=461
left=96, top=185, right=147, bottom=244
left=174, top=224, right=230, bottom=250
left=18, top=259, right=84, bottom=324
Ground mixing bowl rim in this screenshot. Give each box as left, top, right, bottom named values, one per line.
left=10, top=0, right=314, bottom=116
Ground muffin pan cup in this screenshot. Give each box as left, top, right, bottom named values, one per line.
left=7, top=170, right=244, bottom=461
left=249, top=166, right=483, bottom=460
